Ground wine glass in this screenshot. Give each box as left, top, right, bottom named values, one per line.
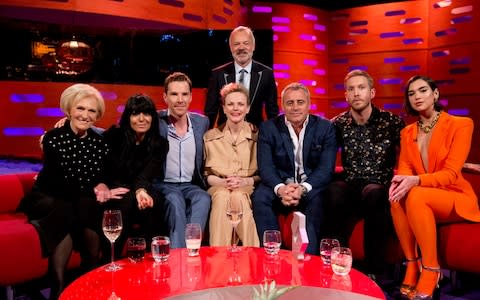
left=226, top=198, right=243, bottom=252
left=102, top=209, right=123, bottom=272
left=320, top=238, right=340, bottom=265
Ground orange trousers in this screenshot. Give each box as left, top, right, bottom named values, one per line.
left=390, top=186, right=463, bottom=267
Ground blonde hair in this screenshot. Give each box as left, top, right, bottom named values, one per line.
left=220, top=82, right=250, bottom=106
left=344, top=69, right=374, bottom=89
left=60, top=83, right=105, bottom=119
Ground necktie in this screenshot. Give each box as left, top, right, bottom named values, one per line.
left=239, top=69, right=246, bottom=86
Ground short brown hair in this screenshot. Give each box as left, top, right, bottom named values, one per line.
left=164, top=72, right=192, bottom=93
left=344, top=69, right=374, bottom=89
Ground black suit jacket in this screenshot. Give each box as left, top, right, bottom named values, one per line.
left=205, top=60, right=279, bottom=128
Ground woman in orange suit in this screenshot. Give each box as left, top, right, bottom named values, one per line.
left=389, top=75, right=480, bottom=300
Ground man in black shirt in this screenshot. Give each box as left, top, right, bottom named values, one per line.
left=324, top=70, right=405, bottom=279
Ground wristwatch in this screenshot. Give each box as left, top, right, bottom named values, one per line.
left=301, top=185, right=308, bottom=196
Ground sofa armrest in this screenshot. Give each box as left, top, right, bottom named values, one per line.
left=0, top=173, right=37, bottom=214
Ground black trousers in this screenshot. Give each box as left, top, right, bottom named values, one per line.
left=323, top=180, right=393, bottom=275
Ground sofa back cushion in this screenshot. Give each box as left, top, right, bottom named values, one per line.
left=0, top=173, right=37, bottom=213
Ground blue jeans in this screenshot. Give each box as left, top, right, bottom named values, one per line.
left=252, top=183, right=324, bottom=255
left=155, top=182, right=211, bottom=248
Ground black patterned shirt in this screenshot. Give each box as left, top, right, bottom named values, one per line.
left=332, top=105, right=405, bottom=186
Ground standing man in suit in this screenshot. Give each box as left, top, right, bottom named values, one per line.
left=153, top=72, right=211, bottom=248
left=252, top=82, right=337, bottom=255
left=205, top=26, right=279, bottom=128
left=323, top=70, right=404, bottom=280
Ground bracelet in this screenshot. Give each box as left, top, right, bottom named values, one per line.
left=135, top=188, right=147, bottom=195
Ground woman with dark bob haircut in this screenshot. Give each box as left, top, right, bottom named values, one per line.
left=95, top=94, right=169, bottom=260
left=389, top=75, right=480, bottom=299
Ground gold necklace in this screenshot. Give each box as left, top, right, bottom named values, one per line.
left=417, top=111, right=441, bottom=133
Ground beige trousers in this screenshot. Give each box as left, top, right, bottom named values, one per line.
left=208, top=185, right=260, bottom=247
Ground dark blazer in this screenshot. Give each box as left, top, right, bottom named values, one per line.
left=157, top=110, right=209, bottom=188
left=257, top=115, right=337, bottom=192
left=205, top=60, right=279, bottom=128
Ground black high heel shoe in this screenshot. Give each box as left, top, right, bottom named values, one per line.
left=408, top=265, right=441, bottom=300
left=398, top=257, right=421, bottom=299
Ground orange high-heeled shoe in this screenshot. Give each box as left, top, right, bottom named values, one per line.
left=399, top=257, right=421, bottom=298
left=408, top=265, right=441, bottom=300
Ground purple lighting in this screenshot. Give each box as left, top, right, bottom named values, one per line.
left=432, top=50, right=450, bottom=57
left=314, top=88, right=326, bottom=95
left=3, top=127, right=45, bottom=136
left=380, top=32, right=404, bottom=38
left=272, top=25, right=290, bottom=32
left=274, top=72, right=290, bottom=79
left=304, top=13, right=318, bottom=21
left=272, top=17, right=290, bottom=23
left=36, top=108, right=64, bottom=117
left=336, top=39, right=355, bottom=45
left=385, top=10, right=405, bottom=16
left=101, top=91, right=118, bottom=100
left=451, top=15, right=472, bottom=24
left=350, top=20, right=368, bottom=27
left=303, top=59, right=318, bottom=66
left=273, top=64, right=290, bottom=70
left=448, top=108, right=469, bottom=116
left=10, top=94, right=44, bottom=103
left=313, top=69, right=326, bottom=76
left=300, top=34, right=317, bottom=41
left=315, top=44, right=326, bottom=50
left=299, top=79, right=317, bottom=86
left=314, top=24, right=326, bottom=31
left=403, top=38, right=424, bottom=45
left=380, top=78, right=402, bottom=85
left=435, top=28, right=457, bottom=37
left=384, top=57, right=405, bottom=63
left=400, top=17, right=422, bottom=24
left=252, top=6, right=272, bottom=13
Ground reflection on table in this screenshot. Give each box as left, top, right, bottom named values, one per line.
left=59, top=247, right=385, bottom=299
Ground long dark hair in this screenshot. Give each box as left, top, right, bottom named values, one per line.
left=404, top=75, right=443, bottom=116
left=118, top=94, right=161, bottom=160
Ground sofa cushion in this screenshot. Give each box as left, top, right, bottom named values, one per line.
left=0, top=218, right=48, bottom=285
left=438, top=222, right=480, bottom=273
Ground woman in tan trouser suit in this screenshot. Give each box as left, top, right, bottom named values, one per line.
left=389, top=75, right=480, bottom=300
left=203, top=83, right=260, bottom=247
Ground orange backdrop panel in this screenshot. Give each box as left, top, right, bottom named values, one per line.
left=0, top=81, right=206, bottom=158
left=329, top=1, right=429, bottom=55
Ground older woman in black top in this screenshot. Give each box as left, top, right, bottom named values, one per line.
left=94, top=94, right=169, bottom=258
left=18, top=83, right=110, bottom=299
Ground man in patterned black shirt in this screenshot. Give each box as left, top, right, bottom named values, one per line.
left=324, top=70, right=405, bottom=279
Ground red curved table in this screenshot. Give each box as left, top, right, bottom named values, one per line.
left=59, top=247, right=385, bottom=299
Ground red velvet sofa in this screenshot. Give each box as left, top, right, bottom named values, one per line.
left=279, top=171, right=480, bottom=273
left=0, top=173, right=79, bottom=300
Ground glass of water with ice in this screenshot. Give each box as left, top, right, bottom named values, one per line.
left=331, top=246, right=352, bottom=276
left=263, top=230, right=281, bottom=256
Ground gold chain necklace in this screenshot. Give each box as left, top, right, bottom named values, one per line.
left=417, top=111, right=441, bottom=133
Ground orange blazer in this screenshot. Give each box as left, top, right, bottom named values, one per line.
left=397, top=112, right=480, bottom=222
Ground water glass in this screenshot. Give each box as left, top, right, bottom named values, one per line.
left=331, top=246, right=352, bottom=276
left=127, top=237, right=146, bottom=263
left=320, top=238, right=340, bottom=265
left=185, top=223, right=202, bottom=257
left=263, top=230, right=281, bottom=255
left=151, top=236, right=170, bottom=263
